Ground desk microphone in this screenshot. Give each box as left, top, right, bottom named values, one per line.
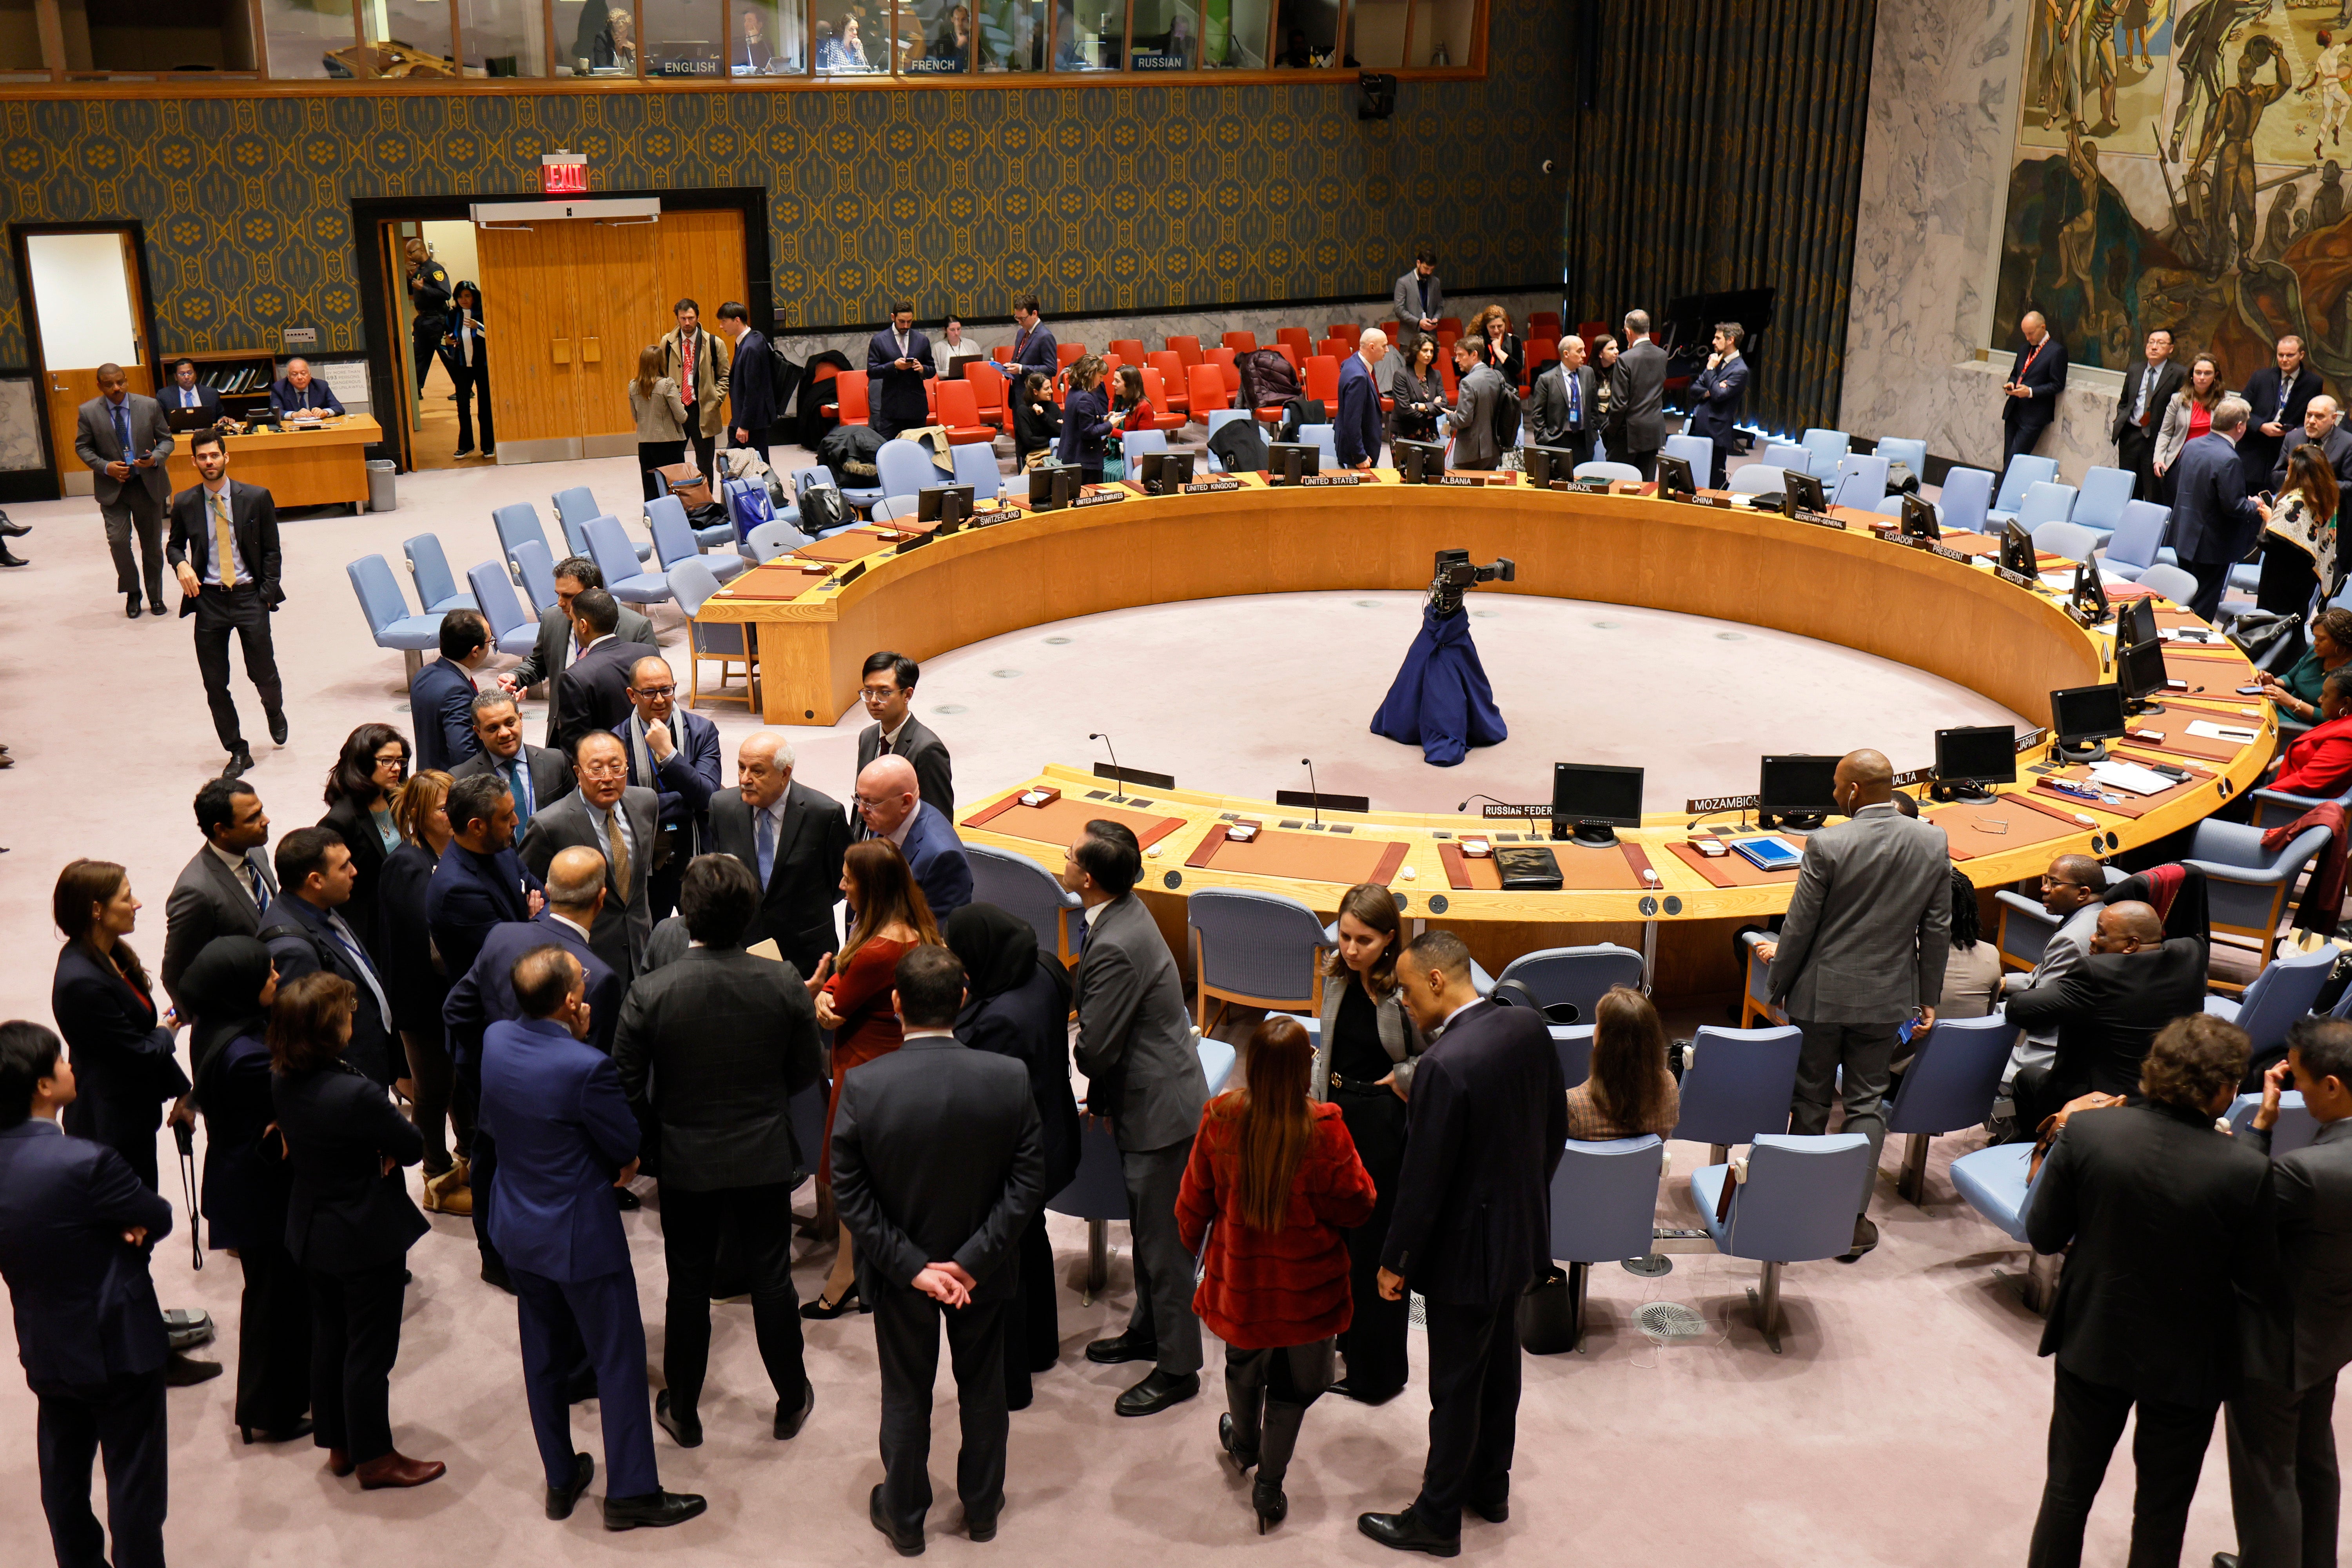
left=1457, top=792, right=1508, bottom=815
left=1089, top=733, right=1126, bottom=803
left=1301, top=759, right=1321, bottom=826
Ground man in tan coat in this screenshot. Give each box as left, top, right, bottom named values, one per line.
left=661, top=298, right=732, bottom=482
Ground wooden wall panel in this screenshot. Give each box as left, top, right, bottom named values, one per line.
left=476, top=223, right=581, bottom=450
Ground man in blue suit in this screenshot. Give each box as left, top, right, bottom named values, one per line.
left=866, top=303, right=935, bottom=441
left=427, top=773, right=546, bottom=985
left=1686, top=323, right=1750, bottom=489
left=853, top=754, right=972, bottom=921
left=2170, top=396, right=2272, bottom=621
left=410, top=610, right=491, bottom=775
left=1009, top=295, right=1057, bottom=383
left=0, top=1022, right=176, bottom=1568
left=613, top=654, right=721, bottom=922
left=480, top=947, right=704, bottom=1532
left=1336, top=328, right=1389, bottom=470
left=268, top=359, right=344, bottom=419
left=716, top=301, right=773, bottom=463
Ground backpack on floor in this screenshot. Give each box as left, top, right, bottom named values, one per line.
left=1492, top=385, right=1523, bottom=452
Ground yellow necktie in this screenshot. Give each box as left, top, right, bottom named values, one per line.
left=211, top=491, right=236, bottom=589
left=605, top=807, right=630, bottom=896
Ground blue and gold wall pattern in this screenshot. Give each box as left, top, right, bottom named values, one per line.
left=0, top=0, right=1567, bottom=367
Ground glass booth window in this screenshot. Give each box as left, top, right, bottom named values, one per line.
left=728, top=0, right=806, bottom=73
left=644, top=0, right=724, bottom=74
left=904, top=0, right=972, bottom=73
left=356, top=0, right=460, bottom=76
left=263, top=0, right=355, bottom=78
left=1200, top=0, right=1266, bottom=67
left=1129, top=0, right=1195, bottom=70
left=813, top=5, right=878, bottom=70
left=976, top=0, right=1042, bottom=70
left=456, top=0, right=548, bottom=75
left=1408, top=0, right=1467, bottom=67
left=62, top=0, right=259, bottom=74
left=555, top=0, right=638, bottom=75
left=1271, top=0, right=1339, bottom=66
left=1051, top=0, right=1120, bottom=69
left=1349, top=0, right=1406, bottom=67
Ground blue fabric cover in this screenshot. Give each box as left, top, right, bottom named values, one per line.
left=1369, top=603, right=1508, bottom=766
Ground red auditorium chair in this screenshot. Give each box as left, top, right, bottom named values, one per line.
left=1148, top=351, right=1190, bottom=414
left=1186, top=363, right=1229, bottom=421
left=1168, top=334, right=1204, bottom=367
left=1221, top=330, right=1256, bottom=353
left=1303, top=354, right=1340, bottom=406
left=934, top=379, right=998, bottom=444
left=965, top=360, right=1008, bottom=426
left=1135, top=368, right=1188, bottom=430
left=1108, top=337, right=1147, bottom=364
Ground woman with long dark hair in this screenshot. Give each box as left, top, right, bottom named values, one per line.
left=319, top=723, right=409, bottom=963
left=2152, top=353, right=2223, bottom=502
left=51, top=858, right=190, bottom=1192
left=1565, top=986, right=1679, bottom=1139
left=377, top=769, right=467, bottom=1210
left=1012, top=369, right=1062, bottom=465
left=1389, top=334, right=1447, bottom=444
left=1176, top=1015, right=1374, bottom=1533
left=1056, top=353, right=1114, bottom=483
left=1472, top=305, right=1524, bottom=391
left=270, top=971, right=438, bottom=1490
left=2259, top=437, right=2342, bottom=629
left=802, top=838, right=943, bottom=1318
left=445, top=280, right=492, bottom=459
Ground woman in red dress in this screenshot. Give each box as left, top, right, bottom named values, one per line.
left=802, top=837, right=942, bottom=1318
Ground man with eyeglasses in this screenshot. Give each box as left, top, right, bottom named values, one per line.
left=1996, top=853, right=2111, bottom=1129
left=451, top=690, right=573, bottom=826
left=520, top=733, right=661, bottom=979
left=853, top=652, right=954, bottom=824
left=706, top=731, right=850, bottom=978
left=853, top=754, right=972, bottom=923
left=613, top=656, right=721, bottom=922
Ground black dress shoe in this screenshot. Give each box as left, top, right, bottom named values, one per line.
left=240, top=1416, right=314, bottom=1445
left=127, top=594, right=142, bottom=619
left=654, top=1389, right=702, bottom=1448
left=149, top=599, right=167, bottom=616
left=1468, top=1491, right=1508, bottom=1524
left=1837, top=1215, right=1880, bottom=1264
left=1114, top=1369, right=1199, bottom=1417
left=869, top=1484, right=924, bottom=1555
left=800, top=1284, right=860, bottom=1319
left=1358, top=1508, right=1461, bottom=1557
left=2213, top=1555, right=2241, bottom=1567
left=0, top=512, right=29, bottom=536
left=1329, top=1377, right=1403, bottom=1406
left=221, top=748, right=254, bottom=780
left=546, top=1452, right=593, bottom=1521
left=481, top=1257, right=515, bottom=1294
left=775, top=1380, right=815, bottom=1440
left=267, top=711, right=288, bottom=746
left=164, top=1352, right=223, bottom=1387
left=603, top=1489, right=707, bottom=1531
left=966, top=1508, right=997, bottom=1543
left=1084, top=1330, right=1158, bottom=1365
left=0, top=544, right=24, bottom=568
left=613, top=1187, right=640, bottom=1210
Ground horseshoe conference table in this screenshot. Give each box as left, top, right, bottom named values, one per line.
left=694, top=473, right=2275, bottom=988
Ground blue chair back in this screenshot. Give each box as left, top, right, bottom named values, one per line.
left=1490, top=944, right=1644, bottom=1024
left=951, top=440, right=1003, bottom=499
left=2227, top=943, right=2337, bottom=1060
left=668, top=555, right=722, bottom=618
left=876, top=438, right=937, bottom=503
left=551, top=485, right=601, bottom=528
left=2227, top=1091, right=2322, bottom=1157
left=583, top=515, right=646, bottom=592
left=2104, top=501, right=2169, bottom=574
left=1574, top=461, right=1642, bottom=483
left=1875, top=436, right=1927, bottom=476
left=1721, top=1133, right=1874, bottom=1261
left=1189, top=887, right=1332, bottom=1011
left=347, top=554, right=417, bottom=639
left=1763, top=440, right=1813, bottom=475
left=493, top=503, right=550, bottom=575
left=1884, top=1013, right=2017, bottom=1136
left=646, top=495, right=698, bottom=568
left=1123, top=427, right=1172, bottom=461
left=512, top=538, right=559, bottom=612
left=1198, top=1036, right=1237, bottom=1095
left=1830, top=453, right=1890, bottom=510
left=1553, top=1024, right=1593, bottom=1090
left=2136, top=562, right=2201, bottom=604
left=1939, top=466, right=1994, bottom=535
left=1799, top=428, right=1849, bottom=473
left=2188, top=820, right=2332, bottom=936
left=402, top=533, right=474, bottom=613
left=464, top=559, right=538, bottom=656
left=1673, top=1024, right=1802, bottom=1148
left=1548, top=1136, right=1664, bottom=1263
left=2073, top=465, right=2135, bottom=534
left=1731, top=465, right=1788, bottom=496
left=745, top=519, right=809, bottom=562
left=1993, top=454, right=2060, bottom=515
left=1662, top=432, right=1711, bottom=476
left=1295, top=424, right=1339, bottom=466
left=1047, top=1121, right=1129, bottom=1220
left=2032, top=519, right=2101, bottom=563
left=872, top=495, right=918, bottom=523
left=2014, top=480, right=2078, bottom=532
left=970, top=846, right=1082, bottom=964
left=557, top=510, right=592, bottom=559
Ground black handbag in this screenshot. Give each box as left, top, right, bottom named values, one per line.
left=1517, top=1267, right=1576, bottom=1354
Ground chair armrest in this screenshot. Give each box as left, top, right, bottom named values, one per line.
left=2253, top=786, right=2339, bottom=813
left=1995, top=889, right=2056, bottom=925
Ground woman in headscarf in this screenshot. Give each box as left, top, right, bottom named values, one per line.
left=945, top=902, right=1079, bottom=1408
left=185, top=935, right=312, bottom=1445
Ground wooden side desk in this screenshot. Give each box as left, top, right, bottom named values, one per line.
left=163, top=415, right=381, bottom=511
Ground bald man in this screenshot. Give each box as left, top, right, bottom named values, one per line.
left=269, top=357, right=344, bottom=419
left=613, top=655, right=721, bottom=921
left=2005, top=900, right=2210, bottom=1131
left=2270, top=392, right=2352, bottom=493
left=1336, top=327, right=1389, bottom=469
left=706, top=731, right=851, bottom=976
left=2002, top=311, right=2068, bottom=466
left=853, top=754, right=972, bottom=922
left=1756, top=749, right=1951, bottom=1258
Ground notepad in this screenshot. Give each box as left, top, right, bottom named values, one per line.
left=1731, top=836, right=1804, bottom=872
left=2185, top=720, right=2260, bottom=743
left=2088, top=760, right=2176, bottom=797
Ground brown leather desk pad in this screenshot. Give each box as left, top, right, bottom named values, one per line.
left=793, top=528, right=894, bottom=564
left=715, top=562, right=827, bottom=600
left=2031, top=761, right=2209, bottom=821
left=1187, top=828, right=1410, bottom=886
left=2161, top=646, right=2256, bottom=690
left=2112, top=701, right=2256, bottom=762
left=1926, top=794, right=2086, bottom=860
left=1664, top=837, right=1806, bottom=888
left=1433, top=839, right=1648, bottom=892
left=960, top=793, right=1188, bottom=851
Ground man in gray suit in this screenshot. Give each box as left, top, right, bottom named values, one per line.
left=451, top=690, right=572, bottom=832
left=1610, top=309, right=1668, bottom=479
left=74, top=363, right=175, bottom=617
left=160, top=777, right=278, bottom=1012
left=1527, top=334, right=1596, bottom=468
left=2220, top=1017, right=2352, bottom=1568
left=501, top=556, right=658, bottom=750
left=519, top=731, right=659, bottom=979
left=1999, top=853, right=2110, bottom=1102
left=1062, top=818, right=1209, bottom=1417
left=706, top=731, right=850, bottom=978
left=1756, top=748, right=1950, bottom=1258
left=1393, top=250, right=1442, bottom=339
left=1443, top=339, right=1506, bottom=471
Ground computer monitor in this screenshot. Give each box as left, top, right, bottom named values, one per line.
left=1899, top=492, right=1940, bottom=541
left=1932, top=724, right=2017, bottom=801
left=1550, top=762, right=1645, bottom=847
left=1653, top=452, right=1697, bottom=498
left=165, top=408, right=216, bottom=433
left=1396, top=439, right=1445, bottom=483
left=2000, top=520, right=2038, bottom=577
left=1028, top=463, right=1080, bottom=510
left=1781, top=468, right=1827, bottom=515
left=2116, top=636, right=2170, bottom=715
left=1266, top=441, right=1320, bottom=485
left=1759, top=753, right=1842, bottom=831
left=916, top=483, right=974, bottom=527
left=2070, top=558, right=2109, bottom=622
left=1135, top=450, right=1196, bottom=494
left=2116, top=596, right=2158, bottom=649
left=1521, top=445, right=1575, bottom=488
left=2049, top=682, right=2129, bottom=763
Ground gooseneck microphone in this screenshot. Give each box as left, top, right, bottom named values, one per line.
left=1302, top=758, right=1321, bottom=826
left=1090, top=732, right=1125, bottom=803
left=1457, top=792, right=1508, bottom=815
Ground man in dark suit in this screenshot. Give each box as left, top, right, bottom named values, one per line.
left=2220, top=1017, right=2352, bottom=1568
left=2112, top=327, right=2186, bottom=499
left=159, top=357, right=225, bottom=425
left=2003, top=901, right=2209, bottom=1131
left=717, top=299, right=774, bottom=462
left=1062, top=819, right=1209, bottom=1416
left=1335, top=328, right=1389, bottom=469
left=2171, top=396, right=2272, bottom=619
left=75, top=362, right=174, bottom=618
left=260, top=827, right=397, bottom=1086
left=520, top=733, right=658, bottom=978
left=706, top=730, right=850, bottom=976
left=2002, top=311, right=2069, bottom=466
left=552, top=590, right=640, bottom=759
left=833, top=945, right=1044, bottom=1555
left=1757, top=748, right=1951, bottom=1256
left=479, top=946, right=704, bottom=1531
left=1009, top=294, right=1058, bottom=383
left=2240, top=334, right=2327, bottom=493
left=501, top=556, right=657, bottom=750
left=160, top=777, right=277, bottom=1012
left=1360, top=929, right=1566, bottom=1557
left=613, top=654, right=720, bottom=922
left=165, top=429, right=287, bottom=777
left=452, top=690, right=572, bottom=831
left=1686, top=321, right=1750, bottom=489
left=1443, top=340, right=1506, bottom=471
left=2270, top=392, right=2352, bottom=491
left=613, top=855, right=824, bottom=1449
left=267, top=358, right=345, bottom=418
left=853, top=755, right=973, bottom=922
left=866, top=302, right=935, bottom=441
left=408, top=610, right=490, bottom=775
left=1610, top=309, right=1667, bottom=479
left=0, top=1022, right=176, bottom=1568
left=426, top=772, right=547, bottom=987
left=2024, top=1015, right=2273, bottom=1568
left=855, top=651, right=955, bottom=817
left=1528, top=333, right=1595, bottom=468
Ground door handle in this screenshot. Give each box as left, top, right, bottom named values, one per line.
left=552, top=339, right=572, bottom=364
left=581, top=338, right=601, bottom=364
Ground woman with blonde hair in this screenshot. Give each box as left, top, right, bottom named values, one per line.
left=631, top=343, right=690, bottom=501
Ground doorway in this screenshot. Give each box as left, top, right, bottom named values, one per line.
left=385, top=219, right=489, bottom=473
left=18, top=225, right=153, bottom=497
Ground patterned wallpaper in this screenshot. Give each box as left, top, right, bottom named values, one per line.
left=0, top=0, right=1567, bottom=367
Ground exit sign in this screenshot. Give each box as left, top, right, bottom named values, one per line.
left=541, top=152, right=588, bottom=195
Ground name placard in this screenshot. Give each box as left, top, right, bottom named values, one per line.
left=1892, top=766, right=1934, bottom=788
left=1792, top=509, right=1845, bottom=531
left=1686, top=493, right=1735, bottom=510
left=1994, top=564, right=2038, bottom=590
left=1438, top=473, right=1492, bottom=487
left=1181, top=479, right=1242, bottom=494
left=1685, top=792, right=1762, bottom=813
left=1475, top=803, right=1560, bottom=819
left=1070, top=491, right=1127, bottom=509
left=1895, top=536, right=1973, bottom=564
left=1299, top=473, right=1369, bottom=487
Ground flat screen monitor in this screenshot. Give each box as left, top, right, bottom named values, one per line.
left=1266, top=441, right=1319, bottom=485
left=166, top=408, right=216, bottom=433
left=1028, top=463, right=1080, bottom=510
left=2117, top=637, right=2170, bottom=713
left=1782, top=468, right=1827, bottom=515
left=1135, top=450, right=1196, bottom=494
left=2071, top=558, right=2109, bottom=621
left=916, top=483, right=974, bottom=526
left=1396, top=439, right=1445, bottom=483
left=1654, top=452, right=1697, bottom=498
left=1934, top=724, right=2017, bottom=799
left=1550, top=762, right=1645, bottom=847
left=1759, top=754, right=1842, bottom=829
left=1521, top=445, right=1574, bottom=488
left=1899, top=492, right=1940, bottom=541
left=2117, top=597, right=2158, bottom=648
left=2001, top=520, right=2038, bottom=577
left=2050, top=682, right=2129, bottom=760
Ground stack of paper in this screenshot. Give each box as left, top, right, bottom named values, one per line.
left=2185, top=720, right=2260, bottom=743
left=2088, top=760, right=2175, bottom=797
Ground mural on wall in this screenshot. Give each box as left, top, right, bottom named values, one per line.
left=1994, top=0, right=2352, bottom=382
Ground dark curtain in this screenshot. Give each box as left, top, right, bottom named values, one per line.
left=1562, top=0, right=1879, bottom=435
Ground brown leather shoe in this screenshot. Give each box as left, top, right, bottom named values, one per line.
left=327, top=1448, right=355, bottom=1478
left=355, top=1451, right=446, bottom=1490
left=422, top=1166, right=473, bottom=1216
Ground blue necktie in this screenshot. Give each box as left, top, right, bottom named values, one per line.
left=112, top=401, right=131, bottom=460
left=1568, top=374, right=1580, bottom=426
left=245, top=860, right=270, bottom=915
left=506, top=758, right=534, bottom=824
left=757, top=808, right=777, bottom=886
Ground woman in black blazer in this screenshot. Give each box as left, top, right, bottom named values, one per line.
left=50, top=858, right=190, bottom=1191
left=270, top=972, right=439, bottom=1490
left=376, top=769, right=465, bottom=1204
left=1388, top=336, right=1448, bottom=444
left=1473, top=305, right=1524, bottom=391
left=186, top=935, right=312, bottom=1444
left=1012, top=370, right=1062, bottom=465
left=319, top=723, right=410, bottom=967
left=946, top=902, right=1079, bottom=1410
left=1056, top=354, right=1113, bottom=483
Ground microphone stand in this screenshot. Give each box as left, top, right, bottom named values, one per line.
left=1301, top=758, right=1321, bottom=827
left=1090, top=732, right=1126, bottom=803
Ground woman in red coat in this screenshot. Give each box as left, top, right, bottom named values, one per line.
left=1176, top=1015, right=1375, bottom=1534
left=2270, top=665, right=2352, bottom=799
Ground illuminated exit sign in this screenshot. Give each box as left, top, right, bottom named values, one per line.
left=541, top=152, right=588, bottom=196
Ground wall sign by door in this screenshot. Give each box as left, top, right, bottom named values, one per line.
left=541, top=152, right=588, bottom=196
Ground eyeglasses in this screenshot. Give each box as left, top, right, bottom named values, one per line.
left=853, top=794, right=899, bottom=811
left=633, top=686, right=676, bottom=701
left=2039, top=875, right=2095, bottom=891
left=579, top=760, right=628, bottom=780
left=859, top=686, right=901, bottom=702
left=374, top=751, right=409, bottom=768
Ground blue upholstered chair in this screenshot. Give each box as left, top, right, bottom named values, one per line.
left=493, top=502, right=552, bottom=583
left=401, top=533, right=476, bottom=615
left=585, top=515, right=673, bottom=608
left=1662, top=432, right=1712, bottom=478
left=1938, top=466, right=1995, bottom=535
left=648, top=495, right=747, bottom=583
left=1874, top=436, right=1927, bottom=478
left=1547, top=1136, right=1664, bottom=1351
left=1798, top=427, right=1850, bottom=474
left=1829, top=453, right=1889, bottom=510
left=2180, top=820, right=2334, bottom=983
left=1731, top=465, right=1788, bottom=496
left=555, top=484, right=650, bottom=560
left=2071, top=465, right=2134, bottom=544
left=2204, top=943, right=2335, bottom=1060
left=464, top=560, right=542, bottom=658
left=875, top=438, right=937, bottom=506
left=2031, top=519, right=2101, bottom=564
left=951, top=439, right=1004, bottom=500
left=1690, top=1132, right=1875, bottom=1352
left=1188, top=887, right=1333, bottom=1029
left=2100, top=501, right=2169, bottom=581
left=511, top=538, right=560, bottom=613
left=1883, top=1013, right=2017, bottom=1202
left=969, top=844, right=1084, bottom=967
left=1672, top=1024, right=1803, bottom=1161
left=2225, top=1090, right=2321, bottom=1156
left=1951, top=1141, right=2061, bottom=1311
left=346, top=555, right=443, bottom=682
left=1574, top=461, right=1643, bottom=483
left=743, top=519, right=809, bottom=564
left=1988, top=454, right=2060, bottom=524
left=2013, top=480, right=2078, bottom=534
left=1487, top=944, right=1645, bottom=1024
left=668, top=556, right=753, bottom=711
left=1763, top=439, right=1814, bottom=476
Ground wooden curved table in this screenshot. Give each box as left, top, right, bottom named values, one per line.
left=695, top=476, right=2276, bottom=991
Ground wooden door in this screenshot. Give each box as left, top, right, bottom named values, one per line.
left=477, top=221, right=586, bottom=464
left=573, top=215, right=661, bottom=458
left=26, top=229, right=152, bottom=495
